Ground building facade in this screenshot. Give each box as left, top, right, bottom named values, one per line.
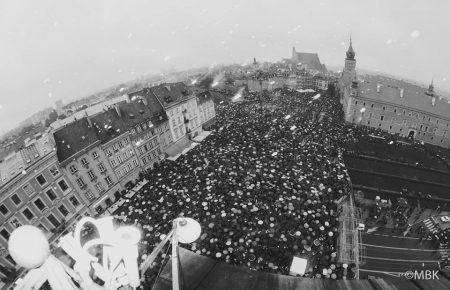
left=338, top=38, right=450, bottom=148
left=0, top=140, right=88, bottom=279
left=54, top=118, right=122, bottom=215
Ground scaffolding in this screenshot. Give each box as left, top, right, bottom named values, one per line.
left=337, top=186, right=364, bottom=279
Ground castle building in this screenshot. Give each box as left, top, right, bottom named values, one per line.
left=339, top=38, right=450, bottom=148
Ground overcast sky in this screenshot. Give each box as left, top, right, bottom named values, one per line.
left=0, top=0, right=449, bottom=134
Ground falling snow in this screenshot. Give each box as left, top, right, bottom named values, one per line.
left=410, top=30, right=420, bottom=38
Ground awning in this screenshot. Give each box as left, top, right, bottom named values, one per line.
left=192, top=131, right=212, bottom=143
left=165, top=136, right=192, bottom=157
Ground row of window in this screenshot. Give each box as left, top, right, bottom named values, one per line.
left=0, top=179, right=69, bottom=217
left=110, top=149, right=134, bottom=167
left=116, top=159, right=139, bottom=178
left=141, top=149, right=161, bottom=165
left=130, top=120, right=154, bottom=135
left=354, top=101, right=448, bottom=127
left=70, top=161, right=107, bottom=175
left=105, top=138, right=131, bottom=156
left=137, top=139, right=159, bottom=155
left=0, top=195, right=81, bottom=242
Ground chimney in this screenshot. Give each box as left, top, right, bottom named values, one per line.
left=400, top=88, right=404, bottom=98
left=125, top=94, right=131, bottom=103
left=115, top=105, right=122, bottom=117
left=432, top=96, right=436, bottom=106
left=376, top=83, right=381, bottom=93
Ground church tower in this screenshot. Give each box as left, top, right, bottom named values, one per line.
left=342, top=36, right=357, bottom=86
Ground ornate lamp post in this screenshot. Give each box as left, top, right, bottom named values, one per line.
left=8, top=216, right=201, bottom=290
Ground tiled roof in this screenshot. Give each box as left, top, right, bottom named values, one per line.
left=145, top=82, right=192, bottom=108
left=90, top=107, right=129, bottom=144
left=357, top=75, right=450, bottom=119
left=54, top=97, right=170, bottom=162
left=195, top=90, right=214, bottom=105
left=53, top=118, right=99, bottom=163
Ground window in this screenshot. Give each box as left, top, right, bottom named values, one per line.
left=58, top=179, right=69, bottom=192
left=92, top=151, right=99, bottom=159
left=87, top=170, right=96, bottom=181
left=47, top=214, right=60, bottom=228
left=98, top=163, right=106, bottom=173
left=105, top=176, right=113, bottom=187
left=69, top=164, right=78, bottom=174
left=355, top=101, right=358, bottom=105
left=34, top=198, right=46, bottom=211
left=85, top=190, right=95, bottom=201
left=111, top=159, right=117, bottom=167
left=380, top=116, right=384, bottom=121
left=0, top=205, right=9, bottom=216
left=371, top=104, right=374, bottom=108
left=131, top=128, right=136, bottom=134
left=49, top=165, right=60, bottom=177
left=58, top=205, right=69, bottom=217
left=76, top=177, right=86, bottom=188
left=117, top=156, right=123, bottom=163
left=22, top=208, right=34, bottom=221
left=389, top=126, right=392, bottom=130
left=123, top=138, right=129, bottom=145
left=69, top=196, right=80, bottom=207
left=22, top=184, right=34, bottom=196
left=382, top=106, right=385, bottom=110
left=10, top=218, right=22, bottom=229
left=11, top=194, right=21, bottom=205
left=36, top=174, right=47, bottom=186
left=105, top=149, right=112, bottom=156
left=0, top=229, right=10, bottom=241
left=81, top=158, right=88, bottom=166
left=394, top=109, right=397, bottom=113
left=95, top=183, right=104, bottom=193
left=46, top=189, right=57, bottom=201
left=118, top=141, right=124, bottom=149
left=132, top=159, right=139, bottom=167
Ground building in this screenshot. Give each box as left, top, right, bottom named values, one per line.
left=53, top=94, right=172, bottom=214
left=0, top=136, right=88, bottom=280
left=338, top=38, right=450, bottom=148
left=127, top=91, right=173, bottom=169
left=53, top=118, right=122, bottom=215
left=144, top=83, right=203, bottom=141
left=196, top=91, right=217, bottom=129
left=288, top=48, right=327, bottom=73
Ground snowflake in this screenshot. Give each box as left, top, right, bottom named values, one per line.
left=410, top=30, right=420, bottom=38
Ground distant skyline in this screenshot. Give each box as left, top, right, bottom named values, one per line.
left=1, top=0, right=449, bottom=134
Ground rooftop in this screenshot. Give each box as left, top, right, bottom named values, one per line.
left=291, top=51, right=327, bottom=72
left=54, top=97, right=168, bottom=162
left=0, top=134, right=55, bottom=186
left=357, top=75, right=450, bottom=119
left=142, top=82, right=193, bottom=108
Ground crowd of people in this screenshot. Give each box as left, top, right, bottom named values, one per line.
left=110, top=84, right=361, bottom=288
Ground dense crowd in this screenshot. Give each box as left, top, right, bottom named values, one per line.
left=111, top=85, right=361, bottom=288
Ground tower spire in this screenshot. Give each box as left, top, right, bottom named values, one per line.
left=346, top=34, right=355, bottom=60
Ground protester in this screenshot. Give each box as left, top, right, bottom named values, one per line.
left=114, top=85, right=359, bottom=288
